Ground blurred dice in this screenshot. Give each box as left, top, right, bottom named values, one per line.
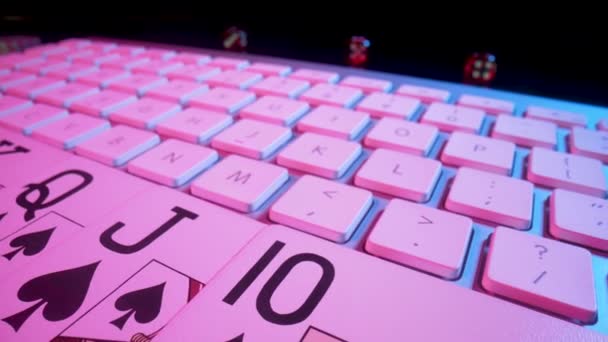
left=222, top=26, right=248, bottom=52
left=348, top=36, right=370, bottom=67
left=0, top=35, right=40, bottom=54
left=463, top=52, right=497, bottom=86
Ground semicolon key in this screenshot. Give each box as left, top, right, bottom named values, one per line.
left=445, top=167, right=533, bottom=229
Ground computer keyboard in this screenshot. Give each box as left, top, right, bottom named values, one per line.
left=0, top=37, right=607, bottom=341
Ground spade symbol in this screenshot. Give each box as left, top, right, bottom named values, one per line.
left=227, top=333, right=245, bottom=342
left=3, top=227, right=56, bottom=261
left=2, top=261, right=100, bottom=332
left=110, top=282, right=166, bottom=330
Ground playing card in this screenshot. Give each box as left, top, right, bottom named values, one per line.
left=0, top=185, right=265, bottom=341
left=0, top=127, right=71, bottom=186
left=0, top=211, right=83, bottom=276
left=153, top=225, right=602, bottom=341
left=0, top=154, right=151, bottom=276
left=56, top=260, right=204, bottom=342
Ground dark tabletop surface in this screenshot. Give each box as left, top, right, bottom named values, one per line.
left=1, top=12, right=606, bottom=108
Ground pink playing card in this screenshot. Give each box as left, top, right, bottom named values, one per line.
left=0, top=186, right=264, bottom=341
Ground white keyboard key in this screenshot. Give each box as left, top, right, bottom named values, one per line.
left=109, top=97, right=181, bottom=130
left=240, top=95, right=309, bottom=126
left=277, top=132, right=362, bottom=179
left=354, top=148, right=441, bottom=202
left=211, top=119, right=292, bottom=159
left=0, top=104, right=68, bottom=135
left=441, top=131, right=515, bottom=175
left=550, top=188, right=608, bottom=251
left=364, top=118, right=438, bottom=156
left=339, top=75, right=392, bottom=93
left=396, top=84, right=450, bottom=103
left=246, top=62, right=291, bottom=76
left=446, top=167, right=534, bottom=229
left=207, top=57, right=250, bottom=70
left=569, top=126, right=608, bottom=163
left=296, top=105, right=370, bottom=140
left=366, top=199, right=473, bottom=279
left=156, top=107, right=232, bottom=143
left=30, top=113, right=110, bottom=150
left=191, top=154, right=288, bottom=212
left=482, top=227, right=596, bottom=323
left=171, top=52, right=212, bottom=65
left=189, top=86, right=255, bottom=114
left=527, top=147, right=606, bottom=197
left=0, top=95, right=32, bottom=116
left=249, top=76, right=310, bottom=98
left=457, top=94, right=515, bottom=114
left=74, top=125, right=160, bottom=166
left=356, top=92, right=420, bottom=119
left=166, top=64, right=221, bottom=82
left=526, top=105, right=587, bottom=128
left=128, top=138, right=218, bottom=187
left=205, top=70, right=263, bottom=89
left=289, top=68, right=339, bottom=84
left=270, top=174, right=372, bottom=242
left=491, top=114, right=557, bottom=149
left=421, top=102, right=485, bottom=133
left=299, top=83, right=363, bottom=108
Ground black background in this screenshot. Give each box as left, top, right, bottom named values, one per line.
left=1, top=11, right=606, bottom=107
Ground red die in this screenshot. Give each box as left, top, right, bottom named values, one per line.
left=222, top=26, right=248, bottom=52
left=348, top=36, right=370, bottom=67
left=463, top=52, right=497, bottom=86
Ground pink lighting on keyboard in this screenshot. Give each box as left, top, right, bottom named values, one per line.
left=0, top=38, right=607, bottom=341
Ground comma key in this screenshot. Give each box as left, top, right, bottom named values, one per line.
left=269, top=175, right=372, bottom=242
left=153, top=225, right=602, bottom=341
